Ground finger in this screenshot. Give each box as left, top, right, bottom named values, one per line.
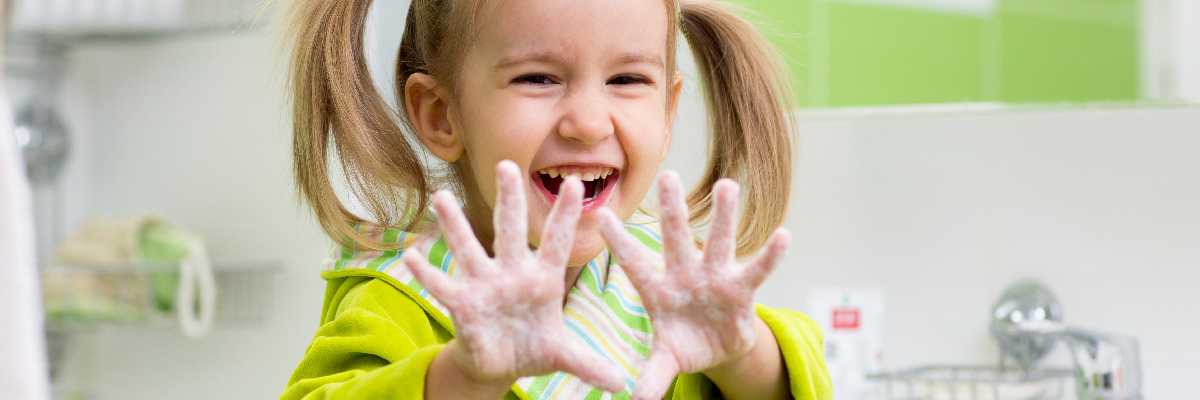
left=657, top=171, right=696, bottom=270
left=596, top=207, right=657, bottom=288
left=403, top=249, right=462, bottom=309
left=632, top=349, right=681, bottom=400
left=432, top=190, right=490, bottom=274
left=554, top=342, right=627, bottom=393
left=537, top=177, right=583, bottom=268
left=740, top=228, right=790, bottom=289
left=492, top=160, right=530, bottom=263
left=701, top=179, right=739, bottom=268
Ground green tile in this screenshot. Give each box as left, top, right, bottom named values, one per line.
left=719, top=0, right=1139, bottom=107
left=827, top=3, right=983, bottom=106
left=998, top=0, right=1138, bottom=102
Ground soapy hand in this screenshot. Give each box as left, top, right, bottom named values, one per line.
left=403, top=160, right=626, bottom=393
left=598, top=171, right=790, bottom=400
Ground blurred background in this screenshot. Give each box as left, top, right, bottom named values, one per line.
left=2, top=0, right=1197, bottom=399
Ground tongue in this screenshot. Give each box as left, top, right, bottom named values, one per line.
left=583, top=179, right=598, bottom=199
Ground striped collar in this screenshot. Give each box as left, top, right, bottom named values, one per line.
left=323, top=212, right=665, bottom=399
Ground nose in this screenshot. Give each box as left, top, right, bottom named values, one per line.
left=556, top=85, right=615, bottom=145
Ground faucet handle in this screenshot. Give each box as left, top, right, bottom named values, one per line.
left=991, top=281, right=1142, bottom=399
left=1061, top=330, right=1142, bottom=399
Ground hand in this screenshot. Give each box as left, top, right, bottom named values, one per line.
left=597, top=171, right=790, bottom=400
left=404, top=160, right=625, bottom=393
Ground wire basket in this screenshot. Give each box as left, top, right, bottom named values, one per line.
left=866, top=365, right=1074, bottom=400
left=41, top=260, right=279, bottom=387
left=40, top=260, right=280, bottom=329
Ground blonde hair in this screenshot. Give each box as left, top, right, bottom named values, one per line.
left=283, top=0, right=796, bottom=258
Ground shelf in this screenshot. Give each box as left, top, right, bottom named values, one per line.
left=9, top=23, right=264, bottom=43
left=8, top=0, right=264, bottom=43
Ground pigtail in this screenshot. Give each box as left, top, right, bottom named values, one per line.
left=680, top=0, right=797, bottom=258
left=283, top=0, right=430, bottom=251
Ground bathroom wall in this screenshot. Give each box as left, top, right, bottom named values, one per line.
left=44, top=33, right=329, bottom=399
left=759, top=105, right=1200, bottom=399
left=30, top=11, right=1199, bottom=400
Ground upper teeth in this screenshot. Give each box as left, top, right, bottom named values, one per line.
left=537, top=167, right=614, bottom=181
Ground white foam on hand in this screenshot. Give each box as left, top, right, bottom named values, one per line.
left=597, top=171, right=791, bottom=400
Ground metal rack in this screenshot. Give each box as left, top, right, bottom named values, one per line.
left=40, top=260, right=279, bottom=391
left=867, top=365, right=1074, bottom=400
left=40, top=260, right=280, bottom=329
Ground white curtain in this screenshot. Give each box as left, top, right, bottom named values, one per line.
left=0, top=76, right=52, bottom=399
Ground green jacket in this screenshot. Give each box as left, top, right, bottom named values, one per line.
left=281, top=218, right=832, bottom=399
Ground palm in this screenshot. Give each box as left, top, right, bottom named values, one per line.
left=598, top=172, right=790, bottom=400
left=637, top=265, right=758, bottom=373
left=404, top=161, right=625, bottom=392
left=436, top=246, right=572, bottom=380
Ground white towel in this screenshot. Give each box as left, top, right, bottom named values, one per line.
left=0, top=88, right=52, bottom=399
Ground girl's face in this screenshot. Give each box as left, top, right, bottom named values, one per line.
left=451, top=0, right=681, bottom=266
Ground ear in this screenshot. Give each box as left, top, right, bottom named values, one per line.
left=405, top=73, right=464, bottom=162
left=662, top=72, right=685, bottom=161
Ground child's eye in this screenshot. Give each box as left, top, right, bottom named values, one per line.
left=609, top=75, right=652, bottom=86
left=513, top=74, right=556, bottom=85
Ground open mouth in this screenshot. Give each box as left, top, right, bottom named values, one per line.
left=533, top=166, right=618, bottom=204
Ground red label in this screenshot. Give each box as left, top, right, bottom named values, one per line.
left=832, top=308, right=860, bottom=330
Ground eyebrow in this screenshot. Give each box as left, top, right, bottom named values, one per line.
left=492, top=51, right=564, bottom=71
left=614, top=52, right=666, bottom=70
left=492, top=50, right=665, bottom=71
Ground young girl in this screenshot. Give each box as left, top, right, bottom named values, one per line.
left=279, top=0, right=831, bottom=399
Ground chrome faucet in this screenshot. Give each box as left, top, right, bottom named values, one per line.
left=990, top=281, right=1142, bottom=400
